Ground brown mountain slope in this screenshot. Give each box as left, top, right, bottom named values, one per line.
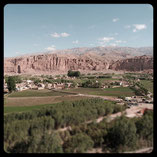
left=4, top=53, right=153, bottom=75
left=109, top=55, right=153, bottom=71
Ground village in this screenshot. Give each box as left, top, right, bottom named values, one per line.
left=4, top=72, right=153, bottom=119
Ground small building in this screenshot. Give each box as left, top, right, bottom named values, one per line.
left=112, top=86, right=121, bottom=88
left=65, top=83, right=73, bottom=88
left=31, top=85, right=39, bottom=90
left=137, top=108, right=153, bottom=115
left=16, top=87, right=23, bottom=91
left=45, top=83, right=52, bottom=89
left=123, top=85, right=129, bottom=87
left=127, top=102, right=138, bottom=106
left=52, top=83, right=65, bottom=89
left=4, top=88, right=9, bottom=93
left=26, top=80, right=33, bottom=84
left=125, top=97, right=132, bottom=101
left=38, top=83, right=45, bottom=88
left=37, top=83, right=45, bottom=90
left=116, top=98, right=123, bottom=102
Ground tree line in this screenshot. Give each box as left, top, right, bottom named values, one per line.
left=4, top=107, right=153, bottom=153
left=4, top=98, right=126, bottom=153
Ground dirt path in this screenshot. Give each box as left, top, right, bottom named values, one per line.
left=77, top=94, right=117, bottom=101
left=124, top=147, right=153, bottom=153
left=55, top=103, right=153, bottom=132
left=87, top=147, right=153, bottom=153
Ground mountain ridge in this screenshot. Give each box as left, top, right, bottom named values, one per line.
left=4, top=46, right=153, bottom=75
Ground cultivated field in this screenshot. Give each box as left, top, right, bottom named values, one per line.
left=8, top=89, right=76, bottom=97
left=61, top=87, right=135, bottom=97
left=4, top=96, right=89, bottom=113
left=140, top=80, right=153, bottom=93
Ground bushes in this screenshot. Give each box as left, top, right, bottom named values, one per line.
left=63, top=133, right=94, bottom=153
left=8, top=132, right=63, bottom=153
left=67, top=70, right=80, bottom=77
left=4, top=98, right=123, bottom=129
left=135, top=110, right=153, bottom=142
left=130, top=83, right=149, bottom=96
left=4, top=98, right=123, bottom=153
left=4, top=98, right=153, bottom=153
left=98, top=75, right=112, bottom=78
left=7, top=76, right=16, bottom=92
left=106, top=116, right=137, bottom=152
left=82, top=80, right=102, bottom=88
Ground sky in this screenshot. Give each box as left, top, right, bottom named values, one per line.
left=4, top=4, right=153, bottom=57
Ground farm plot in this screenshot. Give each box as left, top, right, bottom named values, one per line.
left=8, top=89, right=76, bottom=97
left=62, top=87, right=135, bottom=97
left=4, top=96, right=89, bottom=113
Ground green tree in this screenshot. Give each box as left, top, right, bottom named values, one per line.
left=63, top=133, right=94, bottom=153
left=12, top=75, right=22, bottom=83
left=107, top=116, right=137, bottom=152
left=34, top=78, right=41, bottom=85
left=7, top=76, right=16, bottom=92
left=67, top=70, right=81, bottom=77
left=135, top=110, right=153, bottom=141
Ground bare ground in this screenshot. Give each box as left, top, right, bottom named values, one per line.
left=5, top=95, right=89, bottom=106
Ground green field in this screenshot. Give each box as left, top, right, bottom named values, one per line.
left=4, top=96, right=89, bottom=114
left=73, top=77, right=120, bottom=84
left=8, top=89, right=76, bottom=97
left=140, top=80, right=153, bottom=93
left=62, top=87, right=135, bottom=97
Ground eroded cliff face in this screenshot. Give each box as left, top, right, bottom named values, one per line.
left=4, top=54, right=110, bottom=74
left=4, top=54, right=153, bottom=74
left=109, top=55, right=153, bottom=71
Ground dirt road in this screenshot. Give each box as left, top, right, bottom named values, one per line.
left=56, top=102, right=153, bottom=132
left=77, top=93, right=117, bottom=101
left=124, top=147, right=153, bottom=153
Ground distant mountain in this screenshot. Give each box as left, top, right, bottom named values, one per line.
left=5, top=46, right=153, bottom=59
left=4, top=46, right=153, bottom=75
left=48, top=46, right=153, bottom=56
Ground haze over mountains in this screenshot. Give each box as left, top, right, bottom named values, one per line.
left=50, top=46, right=153, bottom=56
left=6, top=46, right=153, bottom=58
left=4, top=46, right=153, bottom=75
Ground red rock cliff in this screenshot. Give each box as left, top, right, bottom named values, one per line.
left=109, top=55, right=153, bottom=71
left=4, top=54, right=153, bottom=74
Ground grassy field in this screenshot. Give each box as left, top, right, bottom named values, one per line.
left=140, top=80, right=153, bottom=93
left=5, top=95, right=89, bottom=107
left=4, top=96, right=89, bottom=114
left=8, top=89, right=76, bottom=97
left=62, top=87, right=135, bottom=97
left=74, top=77, right=120, bottom=84
left=97, top=78, right=120, bottom=83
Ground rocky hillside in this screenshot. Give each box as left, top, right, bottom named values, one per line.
left=109, top=55, right=153, bottom=71
left=4, top=53, right=111, bottom=74
left=4, top=47, right=153, bottom=75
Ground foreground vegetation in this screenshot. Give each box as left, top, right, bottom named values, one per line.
left=4, top=96, right=89, bottom=113
left=4, top=72, right=153, bottom=153
left=4, top=98, right=127, bottom=153
left=8, top=89, right=76, bottom=97
left=4, top=98, right=153, bottom=153
left=62, top=87, right=135, bottom=97
left=140, top=80, right=153, bottom=93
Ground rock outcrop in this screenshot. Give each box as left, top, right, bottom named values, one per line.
left=4, top=53, right=110, bottom=74
left=109, top=55, right=153, bottom=71
left=4, top=53, right=153, bottom=75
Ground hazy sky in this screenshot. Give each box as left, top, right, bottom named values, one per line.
left=4, top=4, right=153, bottom=57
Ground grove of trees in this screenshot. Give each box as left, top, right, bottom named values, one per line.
left=67, top=70, right=81, bottom=77
left=7, top=76, right=16, bottom=92
left=82, top=80, right=102, bottom=88
left=4, top=98, right=153, bottom=153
